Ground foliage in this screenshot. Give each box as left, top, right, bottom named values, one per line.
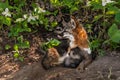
left=42, top=39, right=61, bottom=51
left=0, top=0, right=120, bottom=57
left=50, top=0, right=83, bottom=13
left=13, top=44, right=24, bottom=61
left=5, top=44, right=11, bottom=50
left=86, top=0, right=120, bottom=54
left=104, top=23, right=120, bottom=49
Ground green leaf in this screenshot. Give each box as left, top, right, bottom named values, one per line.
left=50, top=39, right=61, bottom=46
left=70, top=6, right=78, bottom=13
left=90, top=1, right=103, bottom=10
left=0, top=1, right=9, bottom=9
left=90, top=39, right=100, bottom=50
left=17, top=41, right=30, bottom=49
left=106, top=11, right=115, bottom=15
left=111, top=30, right=120, bottom=43
left=22, top=41, right=30, bottom=48
left=14, top=0, right=20, bottom=3
left=3, top=17, right=11, bottom=26
left=26, top=28, right=31, bottom=32
left=93, top=15, right=103, bottom=22
left=17, top=35, right=23, bottom=43
left=50, top=0, right=61, bottom=6
left=18, top=57, right=24, bottom=62
left=14, top=44, right=19, bottom=51
left=108, top=24, right=118, bottom=37
left=115, top=12, right=120, bottom=23
left=98, top=49, right=105, bottom=56
left=42, top=39, right=61, bottom=50
left=106, top=6, right=119, bottom=15
left=51, top=21, right=58, bottom=28
left=5, top=17, right=11, bottom=26
left=5, top=44, right=11, bottom=50
left=14, top=52, right=19, bottom=58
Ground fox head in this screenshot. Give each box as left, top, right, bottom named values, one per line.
left=64, top=16, right=81, bottom=31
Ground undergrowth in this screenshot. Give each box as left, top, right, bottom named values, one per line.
left=0, top=0, right=120, bottom=60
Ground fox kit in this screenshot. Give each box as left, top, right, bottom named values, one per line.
left=41, top=47, right=60, bottom=69
left=63, top=16, right=92, bottom=71
left=41, top=39, right=69, bottom=69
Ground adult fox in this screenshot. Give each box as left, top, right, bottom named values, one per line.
left=63, top=16, right=92, bottom=71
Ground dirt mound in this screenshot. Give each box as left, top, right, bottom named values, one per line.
left=7, top=52, right=120, bottom=80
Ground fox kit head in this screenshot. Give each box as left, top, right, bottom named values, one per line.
left=41, top=48, right=60, bottom=69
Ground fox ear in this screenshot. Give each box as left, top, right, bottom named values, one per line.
left=70, top=16, right=76, bottom=29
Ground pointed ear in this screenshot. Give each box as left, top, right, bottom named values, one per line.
left=70, top=16, right=76, bottom=29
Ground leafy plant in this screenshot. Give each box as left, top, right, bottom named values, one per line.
left=16, top=35, right=30, bottom=49
left=0, top=0, right=120, bottom=57
left=0, top=1, right=50, bottom=55
left=5, top=44, right=11, bottom=50
left=90, top=39, right=105, bottom=56
left=50, top=0, right=83, bottom=13
left=87, top=0, right=120, bottom=53
left=104, top=23, right=120, bottom=49
left=42, top=39, right=61, bottom=51
left=13, top=44, right=24, bottom=61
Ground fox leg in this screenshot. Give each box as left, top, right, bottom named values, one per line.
left=67, top=47, right=71, bottom=55
left=77, top=50, right=92, bottom=72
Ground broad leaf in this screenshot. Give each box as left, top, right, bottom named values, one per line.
left=108, top=24, right=118, bottom=37
left=111, top=30, right=120, bottom=43
left=5, top=44, right=11, bottom=50
left=4, top=17, right=11, bottom=26
left=0, top=1, right=9, bottom=9
left=14, top=52, right=19, bottom=58
left=14, top=44, right=19, bottom=51
left=115, top=12, right=120, bottom=23
left=106, top=6, right=119, bottom=15
left=50, top=39, right=61, bottom=46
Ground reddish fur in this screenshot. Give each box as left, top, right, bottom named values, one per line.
left=48, top=48, right=60, bottom=59
left=71, top=16, right=89, bottom=49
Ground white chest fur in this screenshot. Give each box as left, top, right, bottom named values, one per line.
left=63, top=32, right=76, bottom=48
left=63, top=32, right=91, bottom=54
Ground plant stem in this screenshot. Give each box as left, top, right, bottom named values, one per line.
left=103, top=6, right=106, bottom=27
